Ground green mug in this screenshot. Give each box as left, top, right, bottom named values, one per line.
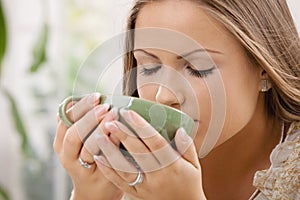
left=59, top=95, right=195, bottom=143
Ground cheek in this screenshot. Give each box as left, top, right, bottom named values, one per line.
left=187, top=79, right=212, bottom=153
left=192, top=67, right=260, bottom=154
left=216, top=70, right=260, bottom=145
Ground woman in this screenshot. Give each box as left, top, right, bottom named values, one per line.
left=54, top=0, right=300, bottom=199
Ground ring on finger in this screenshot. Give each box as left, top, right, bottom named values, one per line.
left=78, top=157, right=94, bottom=169
left=128, top=170, right=144, bottom=187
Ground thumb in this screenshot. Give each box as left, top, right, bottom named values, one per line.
left=175, top=128, right=200, bottom=169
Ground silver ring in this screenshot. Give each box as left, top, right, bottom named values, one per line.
left=78, top=157, right=93, bottom=169
left=128, top=170, right=143, bottom=187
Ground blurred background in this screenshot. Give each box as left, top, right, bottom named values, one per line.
left=0, top=0, right=299, bottom=199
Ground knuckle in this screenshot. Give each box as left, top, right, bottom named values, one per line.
left=80, top=150, right=93, bottom=162
left=151, top=136, right=165, bottom=150
left=123, top=171, right=134, bottom=181
left=64, top=127, right=79, bottom=145
left=115, top=123, right=133, bottom=141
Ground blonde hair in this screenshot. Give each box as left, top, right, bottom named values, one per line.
left=123, top=0, right=300, bottom=122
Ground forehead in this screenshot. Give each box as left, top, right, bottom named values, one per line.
left=135, top=1, right=211, bottom=31
left=134, top=1, right=238, bottom=56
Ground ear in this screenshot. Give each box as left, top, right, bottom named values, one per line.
left=259, top=70, right=272, bottom=92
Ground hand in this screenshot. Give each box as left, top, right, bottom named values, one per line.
left=94, top=109, right=207, bottom=200
left=53, top=93, right=123, bottom=200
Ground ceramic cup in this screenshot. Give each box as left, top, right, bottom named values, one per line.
left=59, top=94, right=195, bottom=145
left=100, top=95, right=195, bottom=142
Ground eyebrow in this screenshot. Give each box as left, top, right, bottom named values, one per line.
left=178, top=49, right=222, bottom=59
left=134, top=48, right=222, bottom=60
left=133, top=49, right=160, bottom=60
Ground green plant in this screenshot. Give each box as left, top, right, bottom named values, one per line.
left=29, top=24, right=48, bottom=73
left=0, top=0, right=6, bottom=76
left=0, top=1, right=10, bottom=199
left=0, top=185, right=9, bottom=200
left=0, top=0, right=49, bottom=198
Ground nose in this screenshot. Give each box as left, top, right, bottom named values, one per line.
left=155, top=85, right=184, bottom=109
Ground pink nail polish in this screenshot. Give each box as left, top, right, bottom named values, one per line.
left=178, top=127, right=190, bottom=143
left=88, top=93, right=101, bottom=104
left=95, top=103, right=110, bottom=118
left=120, top=109, right=146, bottom=127
left=94, top=155, right=108, bottom=166
left=120, top=109, right=134, bottom=123
left=110, top=107, right=119, bottom=119
left=104, top=122, right=119, bottom=132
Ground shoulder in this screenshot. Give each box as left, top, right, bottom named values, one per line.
left=253, top=121, right=300, bottom=199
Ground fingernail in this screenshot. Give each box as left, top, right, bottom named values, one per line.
left=94, top=155, right=100, bottom=161
left=88, top=93, right=101, bottom=105
left=95, top=103, right=110, bottom=118
left=94, top=155, right=108, bottom=166
left=178, top=128, right=190, bottom=143
left=104, top=121, right=119, bottom=132
left=120, top=109, right=132, bottom=122
left=120, top=109, right=146, bottom=127
left=110, top=107, right=119, bottom=119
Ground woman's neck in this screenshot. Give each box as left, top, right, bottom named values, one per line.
left=199, top=98, right=282, bottom=199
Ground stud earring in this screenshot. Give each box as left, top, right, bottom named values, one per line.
left=261, top=79, right=269, bottom=92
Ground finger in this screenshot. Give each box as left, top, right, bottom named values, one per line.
left=175, top=128, right=200, bottom=169
left=97, top=107, right=119, bottom=137
left=105, top=121, right=161, bottom=172
left=78, top=146, right=98, bottom=171
left=53, top=120, right=68, bottom=154
left=78, top=143, right=99, bottom=170
left=119, top=109, right=178, bottom=165
left=54, top=102, right=75, bottom=152
left=76, top=103, right=110, bottom=141
left=66, top=93, right=101, bottom=123
left=63, top=104, right=110, bottom=160
left=95, top=133, right=137, bottom=173
left=95, top=133, right=145, bottom=193
left=109, top=133, right=121, bottom=146
left=80, top=107, right=119, bottom=158
left=120, top=109, right=169, bottom=150
left=94, top=155, right=138, bottom=195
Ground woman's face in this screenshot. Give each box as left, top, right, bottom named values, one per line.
left=133, top=0, right=262, bottom=156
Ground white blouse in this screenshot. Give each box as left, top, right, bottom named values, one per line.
left=122, top=122, right=300, bottom=200
left=251, top=121, right=300, bottom=200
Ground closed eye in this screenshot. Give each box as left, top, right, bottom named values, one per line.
left=186, top=66, right=215, bottom=78
left=139, top=65, right=161, bottom=76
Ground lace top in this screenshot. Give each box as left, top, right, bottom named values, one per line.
left=122, top=122, right=300, bottom=200
left=251, top=121, right=300, bottom=200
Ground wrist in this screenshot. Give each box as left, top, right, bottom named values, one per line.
left=70, top=189, right=123, bottom=200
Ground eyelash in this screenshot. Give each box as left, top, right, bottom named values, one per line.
left=186, top=66, right=215, bottom=78
left=139, top=65, right=215, bottom=78
left=139, top=66, right=161, bottom=76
